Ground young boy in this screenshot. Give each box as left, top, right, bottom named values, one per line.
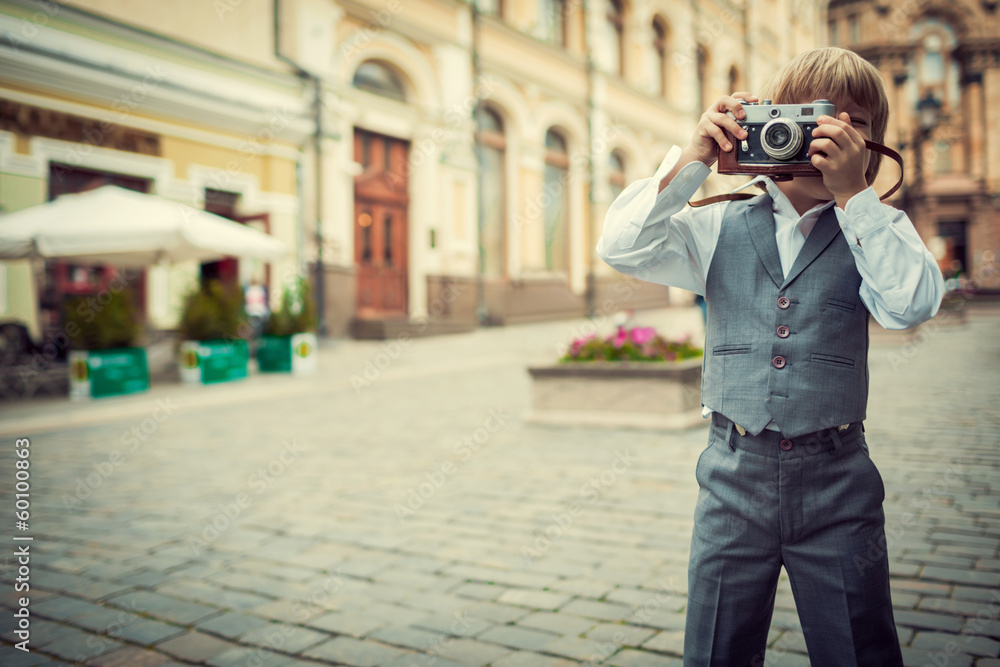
left=597, top=48, right=943, bottom=666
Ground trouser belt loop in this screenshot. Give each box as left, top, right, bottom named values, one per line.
left=725, top=420, right=735, bottom=452
left=828, top=427, right=844, bottom=456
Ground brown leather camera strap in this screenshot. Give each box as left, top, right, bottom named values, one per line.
left=687, top=140, right=904, bottom=208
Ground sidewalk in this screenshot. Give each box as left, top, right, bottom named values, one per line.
left=0, top=303, right=997, bottom=667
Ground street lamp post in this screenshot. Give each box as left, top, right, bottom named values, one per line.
left=912, top=91, right=942, bottom=191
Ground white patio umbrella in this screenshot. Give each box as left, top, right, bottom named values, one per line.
left=0, top=185, right=288, bottom=266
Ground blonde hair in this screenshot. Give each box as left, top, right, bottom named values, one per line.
left=760, top=47, right=889, bottom=185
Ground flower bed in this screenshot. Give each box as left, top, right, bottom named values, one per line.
left=527, top=325, right=705, bottom=431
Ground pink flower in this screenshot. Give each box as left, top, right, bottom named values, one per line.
left=630, top=327, right=657, bottom=345
left=612, top=326, right=627, bottom=348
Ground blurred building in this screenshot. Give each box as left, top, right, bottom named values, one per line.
left=830, top=0, right=1000, bottom=291
left=0, top=0, right=312, bottom=342
left=0, top=0, right=828, bottom=342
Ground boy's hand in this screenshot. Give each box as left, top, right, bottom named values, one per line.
left=683, top=93, right=759, bottom=167
left=809, top=112, right=870, bottom=208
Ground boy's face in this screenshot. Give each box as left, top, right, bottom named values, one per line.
left=784, top=95, right=873, bottom=203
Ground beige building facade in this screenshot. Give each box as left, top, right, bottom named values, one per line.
left=829, top=0, right=1000, bottom=292
left=1, top=0, right=835, bottom=342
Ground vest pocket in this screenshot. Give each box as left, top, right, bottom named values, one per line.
left=825, top=297, right=857, bottom=313
left=811, top=353, right=855, bottom=368
left=713, top=344, right=751, bottom=356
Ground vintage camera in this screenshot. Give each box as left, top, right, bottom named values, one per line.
left=717, top=99, right=836, bottom=179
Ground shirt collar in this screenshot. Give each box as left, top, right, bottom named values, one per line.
left=732, top=175, right=835, bottom=223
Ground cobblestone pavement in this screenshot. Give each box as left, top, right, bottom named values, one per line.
left=0, top=303, right=998, bottom=667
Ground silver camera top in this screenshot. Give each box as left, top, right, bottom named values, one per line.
left=731, top=99, right=835, bottom=124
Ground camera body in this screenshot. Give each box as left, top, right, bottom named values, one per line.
left=717, top=99, right=836, bottom=179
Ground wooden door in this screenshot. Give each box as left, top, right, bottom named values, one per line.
left=354, top=129, right=409, bottom=317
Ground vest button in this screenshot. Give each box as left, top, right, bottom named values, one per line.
left=780, top=438, right=793, bottom=451
left=777, top=325, right=790, bottom=338
left=777, top=296, right=790, bottom=309
left=772, top=355, right=786, bottom=369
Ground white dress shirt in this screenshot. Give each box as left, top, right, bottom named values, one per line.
left=597, top=146, right=945, bottom=429
left=597, top=146, right=944, bottom=331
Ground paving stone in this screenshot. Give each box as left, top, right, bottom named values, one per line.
left=911, top=631, right=1000, bottom=657
left=900, top=646, right=972, bottom=667
left=640, top=630, right=684, bottom=655
left=307, top=610, right=388, bottom=637
left=478, top=624, right=562, bottom=651
left=104, top=591, right=220, bottom=625
left=464, top=601, right=531, bottom=624
left=412, top=612, right=493, bottom=638
left=497, top=589, right=573, bottom=610
left=208, top=646, right=298, bottom=667
left=962, top=618, right=1000, bottom=638
left=540, top=634, right=609, bottom=661
left=303, top=636, right=411, bottom=666
left=41, top=625, right=125, bottom=661
left=369, top=625, right=449, bottom=651
left=762, top=652, right=812, bottom=667
left=451, top=582, right=508, bottom=601
left=560, top=599, right=632, bottom=622
left=156, top=630, right=241, bottom=662
left=87, top=646, right=173, bottom=667
left=546, top=578, right=616, bottom=599
left=115, top=618, right=187, bottom=646
left=197, top=611, right=272, bottom=639
left=434, top=637, right=513, bottom=665
left=238, top=622, right=329, bottom=653
left=585, top=623, right=659, bottom=647
left=920, top=596, right=997, bottom=616
left=516, top=611, right=596, bottom=637
left=382, top=653, right=469, bottom=667
left=489, top=651, right=581, bottom=667
left=601, top=648, right=683, bottom=666
left=0, top=649, right=64, bottom=666
left=920, top=567, right=1000, bottom=588
left=894, top=609, right=966, bottom=632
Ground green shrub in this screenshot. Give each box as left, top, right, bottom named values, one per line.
left=264, top=276, right=317, bottom=336
left=64, top=287, right=142, bottom=350
left=178, top=280, right=248, bottom=341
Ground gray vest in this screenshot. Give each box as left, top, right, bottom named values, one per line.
left=702, top=194, right=870, bottom=438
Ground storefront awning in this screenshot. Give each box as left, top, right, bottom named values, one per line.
left=0, top=185, right=288, bottom=267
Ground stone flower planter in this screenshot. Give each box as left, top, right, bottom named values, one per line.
left=527, top=357, right=705, bottom=430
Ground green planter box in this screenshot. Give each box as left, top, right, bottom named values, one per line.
left=69, top=348, right=150, bottom=401
left=179, top=339, right=249, bottom=384
left=257, top=333, right=317, bottom=375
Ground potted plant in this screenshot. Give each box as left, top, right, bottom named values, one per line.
left=64, top=286, right=149, bottom=401
left=527, top=322, right=705, bottom=430
left=177, top=280, right=250, bottom=384
left=257, top=276, right=318, bottom=376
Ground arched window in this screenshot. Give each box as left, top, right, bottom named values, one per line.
left=544, top=129, right=569, bottom=272
left=728, top=65, right=741, bottom=95
left=606, top=0, right=625, bottom=77
left=352, top=61, right=406, bottom=102
left=696, top=44, right=710, bottom=113
left=609, top=151, right=626, bottom=200
left=653, top=17, right=669, bottom=97
left=476, top=107, right=506, bottom=278
left=907, top=19, right=959, bottom=114
left=539, top=0, right=567, bottom=46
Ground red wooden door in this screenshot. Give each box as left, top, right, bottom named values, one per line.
left=354, top=129, right=409, bottom=317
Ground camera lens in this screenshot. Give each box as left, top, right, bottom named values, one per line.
left=769, top=126, right=790, bottom=147
left=761, top=118, right=803, bottom=160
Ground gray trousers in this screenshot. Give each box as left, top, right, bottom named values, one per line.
left=683, top=414, right=904, bottom=667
